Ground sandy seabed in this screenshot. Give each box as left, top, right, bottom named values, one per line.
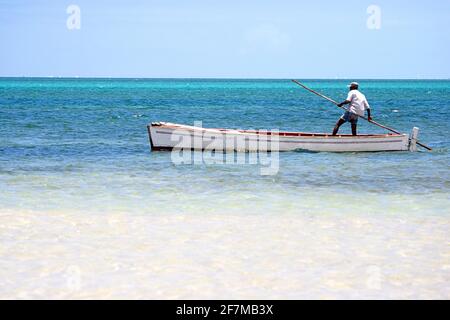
left=0, top=208, right=449, bottom=300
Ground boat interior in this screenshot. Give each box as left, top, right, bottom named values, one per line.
left=151, top=122, right=403, bottom=138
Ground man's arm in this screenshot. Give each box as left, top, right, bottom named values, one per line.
left=338, top=92, right=354, bottom=108
left=364, top=100, right=372, bottom=121
left=337, top=100, right=351, bottom=108
left=367, top=108, right=372, bottom=121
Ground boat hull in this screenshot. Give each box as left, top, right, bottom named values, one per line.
left=148, top=122, right=411, bottom=152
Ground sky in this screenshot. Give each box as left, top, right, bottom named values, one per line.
left=0, top=0, right=449, bottom=78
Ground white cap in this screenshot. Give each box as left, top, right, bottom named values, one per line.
left=347, top=82, right=359, bottom=88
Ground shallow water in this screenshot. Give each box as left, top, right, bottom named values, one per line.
left=0, top=78, right=449, bottom=298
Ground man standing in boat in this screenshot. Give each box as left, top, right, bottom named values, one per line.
left=332, top=82, right=372, bottom=136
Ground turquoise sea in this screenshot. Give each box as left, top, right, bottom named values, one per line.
left=0, top=78, right=449, bottom=299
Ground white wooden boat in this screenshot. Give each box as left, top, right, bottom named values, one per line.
left=147, top=122, right=420, bottom=152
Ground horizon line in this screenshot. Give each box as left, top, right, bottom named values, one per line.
left=0, top=76, right=449, bottom=80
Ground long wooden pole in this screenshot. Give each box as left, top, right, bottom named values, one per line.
left=291, top=79, right=432, bottom=151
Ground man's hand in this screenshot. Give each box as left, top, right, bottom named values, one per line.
left=368, top=116, right=372, bottom=121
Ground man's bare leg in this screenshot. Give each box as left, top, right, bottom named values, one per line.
left=332, top=118, right=345, bottom=135
left=351, top=123, right=357, bottom=136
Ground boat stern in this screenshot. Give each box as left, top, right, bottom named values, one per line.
left=409, top=127, right=419, bottom=152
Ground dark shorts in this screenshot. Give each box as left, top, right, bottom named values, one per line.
left=340, top=111, right=359, bottom=124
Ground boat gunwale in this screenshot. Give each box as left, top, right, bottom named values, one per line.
left=150, top=122, right=407, bottom=139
